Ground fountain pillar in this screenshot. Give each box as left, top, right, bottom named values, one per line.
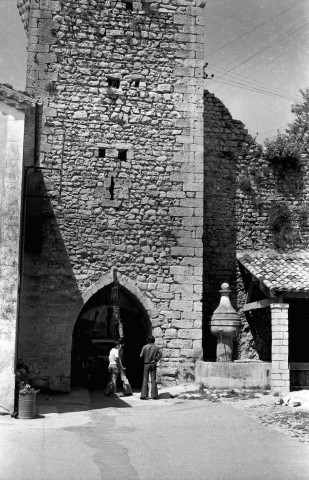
left=210, top=283, right=241, bottom=362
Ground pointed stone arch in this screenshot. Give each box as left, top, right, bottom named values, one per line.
left=82, top=271, right=159, bottom=321
left=70, top=271, right=159, bottom=389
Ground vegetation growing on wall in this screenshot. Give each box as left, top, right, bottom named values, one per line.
left=238, top=175, right=252, bottom=193
left=44, top=81, right=57, bottom=96
left=299, top=204, right=309, bottom=228
left=269, top=202, right=294, bottom=249
left=288, top=88, right=309, bottom=152
left=264, top=88, right=309, bottom=167
left=264, top=132, right=300, bottom=166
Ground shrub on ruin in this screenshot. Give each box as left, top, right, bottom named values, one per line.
left=299, top=204, right=309, bottom=228
left=264, top=133, right=300, bottom=167
left=252, top=194, right=263, bottom=210
left=269, top=202, right=294, bottom=249
left=238, top=175, right=252, bottom=193
left=141, top=0, right=158, bottom=15
left=44, top=81, right=57, bottom=96
left=125, top=33, right=133, bottom=45
left=249, top=167, right=264, bottom=185
left=264, top=88, right=309, bottom=168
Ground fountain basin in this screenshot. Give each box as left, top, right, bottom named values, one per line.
left=195, top=360, right=271, bottom=389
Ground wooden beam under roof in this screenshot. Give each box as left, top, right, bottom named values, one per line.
left=243, top=298, right=281, bottom=312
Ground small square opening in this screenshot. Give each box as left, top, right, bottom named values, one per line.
left=98, top=148, right=106, bottom=158
left=118, top=149, right=127, bottom=161
left=125, top=1, right=133, bottom=11
left=134, top=80, right=140, bottom=88
left=107, top=78, right=120, bottom=89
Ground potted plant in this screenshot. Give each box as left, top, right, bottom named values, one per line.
left=11, top=360, right=30, bottom=418
left=18, top=383, right=40, bottom=419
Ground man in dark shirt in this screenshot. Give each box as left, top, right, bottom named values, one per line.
left=140, top=335, right=162, bottom=400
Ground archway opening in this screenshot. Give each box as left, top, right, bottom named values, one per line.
left=71, top=283, right=151, bottom=390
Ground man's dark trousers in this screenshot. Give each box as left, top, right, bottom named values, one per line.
left=141, top=363, right=158, bottom=399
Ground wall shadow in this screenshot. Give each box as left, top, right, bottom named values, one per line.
left=203, top=92, right=244, bottom=360
left=19, top=166, right=84, bottom=392
left=37, top=389, right=132, bottom=415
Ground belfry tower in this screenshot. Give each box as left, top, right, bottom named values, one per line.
left=17, top=0, right=206, bottom=391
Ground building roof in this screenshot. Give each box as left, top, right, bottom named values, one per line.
left=0, top=84, right=36, bottom=111
left=237, top=250, right=309, bottom=295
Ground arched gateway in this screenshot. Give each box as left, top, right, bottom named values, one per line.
left=71, top=272, right=156, bottom=390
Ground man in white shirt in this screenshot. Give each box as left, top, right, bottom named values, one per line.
left=105, top=339, right=125, bottom=397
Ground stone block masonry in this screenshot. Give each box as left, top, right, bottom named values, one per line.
left=17, top=0, right=205, bottom=389
left=270, top=304, right=289, bottom=395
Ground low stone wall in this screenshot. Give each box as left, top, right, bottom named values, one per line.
left=195, top=361, right=272, bottom=390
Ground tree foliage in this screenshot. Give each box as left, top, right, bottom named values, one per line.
left=287, top=88, right=309, bottom=149
left=264, top=88, right=309, bottom=163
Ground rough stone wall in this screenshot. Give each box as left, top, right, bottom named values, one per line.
left=19, top=0, right=205, bottom=390
left=203, top=91, right=250, bottom=359
left=236, top=150, right=309, bottom=252
left=203, top=90, right=309, bottom=361
left=236, top=143, right=309, bottom=360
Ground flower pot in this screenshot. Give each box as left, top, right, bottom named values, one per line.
left=18, top=394, right=37, bottom=419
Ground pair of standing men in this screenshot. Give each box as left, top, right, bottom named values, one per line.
left=106, top=335, right=162, bottom=399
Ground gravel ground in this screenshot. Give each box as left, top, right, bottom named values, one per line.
left=163, top=384, right=309, bottom=444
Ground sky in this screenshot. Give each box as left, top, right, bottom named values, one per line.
left=0, top=0, right=308, bottom=142
left=204, top=0, right=309, bottom=141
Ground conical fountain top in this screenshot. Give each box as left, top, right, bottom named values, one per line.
left=211, top=283, right=239, bottom=323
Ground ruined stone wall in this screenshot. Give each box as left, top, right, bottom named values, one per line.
left=203, top=91, right=250, bottom=359
left=236, top=144, right=309, bottom=360
left=236, top=150, right=309, bottom=252
left=203, top=90, right=309, bottom=361
left=19, top=0, right=205, bottom=390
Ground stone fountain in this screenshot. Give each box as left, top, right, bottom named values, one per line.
left=195, top=283, right=271, bottom=389
left=210, top=283, right=241, bottom=362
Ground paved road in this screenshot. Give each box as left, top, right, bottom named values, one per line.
left=1, top=389, right=309, bottom=480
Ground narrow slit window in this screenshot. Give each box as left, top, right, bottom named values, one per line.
left=118, top=149, right=127, bottom=161
left=98, top=148, right=106, bottom=158
left=109, top=176, right=115, bottom=200
left=107, top=78, right=120, bottom=89
left=134, top=80, right=140, bottom=88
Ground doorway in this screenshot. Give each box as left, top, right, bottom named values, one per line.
left=71, top=283, right=151, bottom=390
left=289, top=299, right=309, bottom=390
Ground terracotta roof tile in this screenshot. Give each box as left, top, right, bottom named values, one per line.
left=237, top=250, right=309, bottom=294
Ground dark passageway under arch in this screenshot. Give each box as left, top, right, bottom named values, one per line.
left=71, top=284, right=151, bottom=390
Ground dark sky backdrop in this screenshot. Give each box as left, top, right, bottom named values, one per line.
left=0, top=0, right=308, bottom=141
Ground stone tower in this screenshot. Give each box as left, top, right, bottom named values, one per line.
left=17, top=0, right=206, bottom=391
